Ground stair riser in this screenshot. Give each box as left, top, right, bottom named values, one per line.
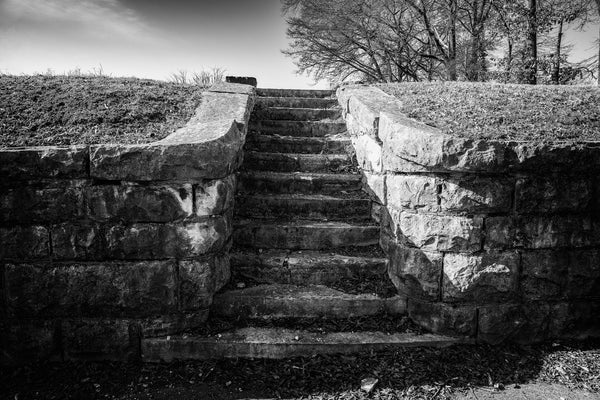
left=212, top=295, right=405, bottom=319
left=142, top=337, right=456, bottom=362
left=237, top=174, right=362, bottom=195
left=235, top=196, right=372, bottom=221
left=250, top=121, right=347, bottom=137
left=258, top=97, right=339, bottom=109
left=245, top=136, right=351, bottom=154
left=233, top=224, right=380, bottom=250
left=243, top=153, right=354, bottom=173
left=257, top=88, right=334, bottom=98
left=231, top=253, right=388, bottom=287
left=252, top=108, right=342, bottom=122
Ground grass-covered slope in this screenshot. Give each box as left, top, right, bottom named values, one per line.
left=379, top=82, right=600, bottom=143
left=0, top=75, right=203, bottom=147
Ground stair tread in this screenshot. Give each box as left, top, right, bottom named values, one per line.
left=216, top=283, right=396, bottom=301
left=237, top=193, right=369, bottom=201
left=239, top=171, right=361, bottom=180
left=235, top=219, right=379, bottom=228
left=231, top=249, right=386, bottom=263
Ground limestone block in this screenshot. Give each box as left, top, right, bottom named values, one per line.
left=387, top=244, right=442, bottom=300
left=0, top=181, right=85, bottom=223
left=521, top=250, right=568, bottom=300
left=484, top=217, right=515, bottom=250
left=380, top=206, right=403, bottom=238
left=381, top=152, right=433, bottom=173
left=62, top=319, right=134, bottom=361
left=87, top=184, right=193, bottom=222
left=477, top=303, right=546, bottom=344
left=362, top=173, right=386, bottom=204
left=0, top=320, right=59, bottom=365
left=511, top=142, right=600, bottom=173
left=0, top=226, right=49, bottom=260
left=5, top=261, right=177, bottom=318
left=386, top=175, right=439, bottom=212
left=196, top=175, right=236, bottom=216
left=0, top=146, right=88, bottom=180
left=352, top=135, right=383, bottom=173
left=549, top=301, right=600, bottom=339
left=179, top=254, right=230, bottom=311
left=443, top=251, right=519, bottom=303
left=105, top=220, right=230, bottom=260
left=408, top=299, right=477, bottom=336
left=516, top=176, right=592, bottom=213
left=440, top=176, right=513, bottom=213
left=140, top=312, right=209, bottom=338
left=566, top=249, right=600, bottom=299
left=51, top=223, right=104, bottom=260
left=399, top=213, right=483, bottom=253
left=371, top=203, right=383, bottom=223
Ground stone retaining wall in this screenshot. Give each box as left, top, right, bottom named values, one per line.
left=337, top=85, right=600, bottom=344
left=0, top=82, right=255, bottom=364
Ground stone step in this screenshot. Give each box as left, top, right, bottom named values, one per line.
left=142, top=328, right=461, bottom=361
left=257, top=96, right=338, bottom=109
left=235, top=193, right=372, bottom=221
left=211, top=284, right=406, bottom=319
left=243, top=152, right=354, bottom=173
left=245, top=134, right=351, bottom=154
left=231, top=249, right=388, bottom=287
left=249, top=120, right=347, bottom=137
left=233, top=220, right=380, bottom=249
left=237, top=171, right=362, bottom=195
left=252, top=107, right=342, bottom=122
left=257, top=88, right=334, bottom=98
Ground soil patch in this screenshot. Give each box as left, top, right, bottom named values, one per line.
left=378, top=82, right=600, bottom=143
left=0, top=75, right=203, bottom=147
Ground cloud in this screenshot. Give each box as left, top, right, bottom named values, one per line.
left=0, top=0, right=153, bottom=41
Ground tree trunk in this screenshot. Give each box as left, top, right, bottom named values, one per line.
left=506, top=38, right=513, bottom=83
left=447, top=0, right=458, bottom=80
left=526, top=0, right=537, bottom=84
left=552, top=19, right=564, bottom=85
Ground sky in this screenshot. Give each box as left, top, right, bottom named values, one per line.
left=0, top=0, right=598, bottom=89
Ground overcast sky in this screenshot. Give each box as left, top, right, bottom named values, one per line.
left=0, top=0, right=598, bottom=88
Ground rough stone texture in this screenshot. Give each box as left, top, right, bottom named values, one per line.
left=443, top=252, right=519, bottom=303
left=521, top=250, right=568, bottom=300
left=567, top=249, right=600, bottom=299
left=179, top=254, right=231, bottom=311
left=387, top=175, right=439, bottom=212
left=87, top=184, right=193, bottom=222
left=352, top=135, right=384, bottom=173
left=0, top=146, right=88, bottom=181
left=5, top=261, right=177, bottom=318
left=408, top=299, right=477, bottom=337
left=516, top=176, right=592, bottom=214
left=477, top=304, right=529, bottom=344
left=361, top=173, right=386, bottom=204
left=387, top=244, right=442, bottom=300
left=398, top=213, right=483, bottom=253
left=0, top=226, right=50, bottom=260
left=195, top=175, right=236, bottom=216
left=61, top=319, right=134, bottom=361
left=0, top=320, right=60, bottom=365
left=0, top=181, right=86, bottom=223
left=440, top=176, right=513, bottom=213
left=51, top=223, right=105, bottom=260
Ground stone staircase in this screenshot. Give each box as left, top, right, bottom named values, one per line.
left=142, top=88, right=462, bottom=362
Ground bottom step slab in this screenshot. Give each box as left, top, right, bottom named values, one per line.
left=142, top=328, right=463, bottom=362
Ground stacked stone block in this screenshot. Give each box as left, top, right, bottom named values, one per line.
left=0, top=83, right=255, bottom=364
left=337, top=85, right=600, bottom=344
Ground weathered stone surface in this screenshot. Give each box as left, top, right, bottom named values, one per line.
left=516, top=176, right=592, bottom=214
left=478, top=304, right=537, bottom=344
left=0, top=181, right=85, bottom=223
left=0, top=146, right=88, bottom=181
left=379, top=112, right=509, bottom=173
left=5, top=261, right=177, bottom=318
left=106, top=220, right=230, bottom=259
left=0, top=320, right=59, bottom=365
left=371, top=203, right=383, bottom=223
left=408, top=299, right=477, bottom=336
left=179, top=254, right=230, bottom=311
left=521, top=250, right=568, bottom=300
left=210, top=81, right=256, bottom=95
left=387, top=244, right=442, bottom=300
left=194, top=92, right=253, bottom=132
left=485, top=216, right=597, bottom=250
left=0, top=226, right=49, bottom=260
left=386, top=175, right=438, bottom=212
left=399, top=213, right=483, bottom=253
left=51, top=223, right=104, bottom=260
left=62, top=319, right=134, bottom=361
left=440, top=176, right=513, bottom=213
left=231, top=249, right=289, bottom=284
left=510, top=142, right=600, bottom=173
left=443, top=251, right=519, bottom=303
left=566, top=249, right=600, bottom=299
left=351, top=135, right=383, bottom=173
left=196, top=175, right=236, bottom=216
left=90, top=121, right=244, bottom=181
left=362, top=173, right=386, bottom=204
left=87, top=184, right=193, bottom=222
left=549, top=301, right=600, bottom=339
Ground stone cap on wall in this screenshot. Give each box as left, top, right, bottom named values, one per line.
left=337, top=85, right=600, bottom=173
left=0, top=82, right=256, bottom=182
